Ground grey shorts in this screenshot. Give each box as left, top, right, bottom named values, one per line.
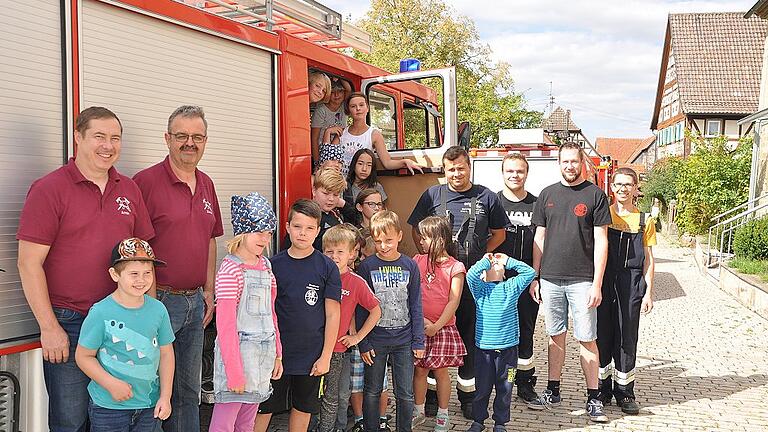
left=540, top=278, right=597, bottom=342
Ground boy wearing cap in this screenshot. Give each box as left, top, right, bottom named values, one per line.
left=465, top=253, right=535, bottom=432
left=75, top=238, right=175, bottom=431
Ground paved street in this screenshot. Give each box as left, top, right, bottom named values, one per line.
left=207, top=235, right=768, bottom=431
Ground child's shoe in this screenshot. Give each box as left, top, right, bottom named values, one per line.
left=412, top=412, right=427, bottom=428
left=349, top=419, right=365, bottom=432
left=434, top=411, right=450, bottom=432
left=492, top=426, right=507, bottom=432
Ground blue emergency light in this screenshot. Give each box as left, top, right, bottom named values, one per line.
left=399, top=58, right=421, bottom=73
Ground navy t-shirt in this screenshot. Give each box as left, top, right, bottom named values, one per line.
left=355, top=254, right=425, bottom=353
left=407, top=184, right=509, bottom=264
left=271, top=249, right=342, bottom=374
left=531, top=181, right=612, bottom=281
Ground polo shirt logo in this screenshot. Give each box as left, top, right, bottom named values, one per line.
left=115, top=197, right=132, bottom=215
left=203, top=199, right=213, bottom=215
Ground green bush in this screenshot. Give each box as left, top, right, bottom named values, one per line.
left=733, top=217, right=768, bottom=260
left=639, top=157, right=683, bottom=213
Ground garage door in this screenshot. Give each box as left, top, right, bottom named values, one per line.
left=0, top=0, right=64, bottom=344
left=80, top=0, right=275, bottom=262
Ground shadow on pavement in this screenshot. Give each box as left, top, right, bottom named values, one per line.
left=653, top=271, right=686, bottom=301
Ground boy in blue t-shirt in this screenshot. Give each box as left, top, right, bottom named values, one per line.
left=75, top=238, right=175, bottom=431
left=254, top=199, right=342, bottom=432
left=465, top=252, right=535, bottom=432
left=356, top=210, right=425, bottom=432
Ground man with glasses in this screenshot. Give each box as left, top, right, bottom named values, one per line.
left=408, top=146, right=508, bottom=419
left=527, top=142, right=611, bottom=423
left=133, top=105, right=224, bottom=432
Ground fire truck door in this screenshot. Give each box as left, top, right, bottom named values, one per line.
left=361, top=68, right=457, bottom=255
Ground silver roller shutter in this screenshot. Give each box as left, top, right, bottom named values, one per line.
left=80, top=0, right=275, bottom=262
left=0, top=1, right=64, bottom=344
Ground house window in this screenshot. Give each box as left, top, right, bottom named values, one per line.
left=705, top=120, right=721, bottom=137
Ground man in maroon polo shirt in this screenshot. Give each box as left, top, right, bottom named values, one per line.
left=17, top=106, right=155, bottom=432
left=133, top=105, right=223, bottom=432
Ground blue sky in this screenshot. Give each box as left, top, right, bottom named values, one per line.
left=323, top=0, right=756, bottom=142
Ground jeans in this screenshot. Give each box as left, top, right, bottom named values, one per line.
left=540, top=278, right=597, bottom=341
left=88, top=400, right=159, bottom=432
left=157, top=289, right=204, bottom=432
left=335, top=351, right=353, bottom=429
left=363, top=344, right=414, bottom=432
left=43, top=308, right=89, bottom=432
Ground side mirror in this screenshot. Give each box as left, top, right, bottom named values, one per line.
left=458, top=121, right=471, bottom=151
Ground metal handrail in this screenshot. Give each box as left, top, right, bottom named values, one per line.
left=707, top=199, right=768, bottom=266
left=710, top=191, right=768, bottom=223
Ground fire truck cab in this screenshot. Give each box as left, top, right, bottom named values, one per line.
left=0, top=1, right=457, bottom=429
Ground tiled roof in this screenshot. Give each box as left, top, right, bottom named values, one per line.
left=595, top=137, right=655, bottom=164
left=669, top=12, right=768, bottom=115
left=627, top=136, right=657, bottom=163
left=541, top=106, right=580, bottom=132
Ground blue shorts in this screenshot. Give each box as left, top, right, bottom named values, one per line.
left=540, top=278, right=597, bottom=342
left=350, top=347, right=388, bottom=393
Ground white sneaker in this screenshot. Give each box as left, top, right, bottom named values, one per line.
left=434, top=412, right=450, bottom=431
left=412, top=412, right=427, bottom=428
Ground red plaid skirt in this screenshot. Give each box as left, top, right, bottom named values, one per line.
left=414, top=324, right=467, bottom=370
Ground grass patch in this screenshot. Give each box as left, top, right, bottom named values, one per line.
left=728, top=257, right=768, bottom=282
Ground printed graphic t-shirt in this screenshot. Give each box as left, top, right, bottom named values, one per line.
left=79, top=295, right=175, bottom=409
left=356, top=254, right=425, bottom=353
left=496, top=191, right=537, bottom=266
left=531, top=181, right=612, bottom=281
left=271, top=249, right=342, bottom=374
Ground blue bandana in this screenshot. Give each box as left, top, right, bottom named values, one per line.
left=317, top=143, right=345, bottom=166
left=231, top=192, right=277, bottom=235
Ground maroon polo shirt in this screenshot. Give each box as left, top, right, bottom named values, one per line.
left=16, top=158, right=155, bottom=315
left=133, top=156, right=224, bottom=290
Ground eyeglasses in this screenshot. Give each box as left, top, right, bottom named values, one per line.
left=169, top=132, right=206, bottom=145
left=363, top=201, right=384, bottom=209
left=612, top=183, right=635, bottom=190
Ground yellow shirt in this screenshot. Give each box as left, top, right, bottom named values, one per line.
left=608, top=207, right=657, bottom=247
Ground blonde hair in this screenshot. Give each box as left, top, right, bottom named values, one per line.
left=309, top=72, right=331, bottom=104
left=226, top=233, right=246, bottom=254
left=370, top=210, right=402, bottom=238
left=322, top=224, right=358, bottom=251
left=226, top=233, right=271, bottom=255
left=314, top=167, right=347, bottom=194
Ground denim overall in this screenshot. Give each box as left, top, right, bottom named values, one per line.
left=214, top=255, right=276, bottom=404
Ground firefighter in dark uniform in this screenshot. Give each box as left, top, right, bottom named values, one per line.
left=494, top=153, right=541, bottom=403
left=597, top=167, right=656, bottom=415
left=408, top=146, right=508, bottom=419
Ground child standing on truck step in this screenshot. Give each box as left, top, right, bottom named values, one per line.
left=412, top=216, right=467, bottom=432
left=312, top=78, right=352, bottom=164
left=356, top=210, right=425, bottom=432
left=317, top=224, right=382, bottom=432
left=322, top=92, right=423, bottom=178
left=209, top=192, right=283, bottom=432
left=75, top=238, right=174, bottom=432
left=254, top=199, right=341, bottom=432
left=465, top=253, right=535, bottom=432
left=596, top=167, right=656, bottom=415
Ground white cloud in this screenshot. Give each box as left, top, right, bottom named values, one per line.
left=321, top=0, right=757, bottom=140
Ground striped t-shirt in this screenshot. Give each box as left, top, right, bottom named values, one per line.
left=466, top=256, right=536, bottom=350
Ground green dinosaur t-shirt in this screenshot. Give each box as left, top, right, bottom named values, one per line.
left=79, top=294, right=175, bottom=409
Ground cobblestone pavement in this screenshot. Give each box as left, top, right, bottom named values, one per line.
left=204, top=235, right=768, bottom=431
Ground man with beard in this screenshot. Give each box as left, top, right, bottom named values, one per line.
left=527, top=142, right=611, bottom=423
left=133, top=105, right=224, bottom=432
left=408, top=146, right=508, bottom=419
left=494, top=153, right=540, bottom=404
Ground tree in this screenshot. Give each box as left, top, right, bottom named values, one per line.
left=354, top=0, right=542, bottom=147
left=638, top=156, right=683, bottom=213
left=674, top=134, right=752, bottom=235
